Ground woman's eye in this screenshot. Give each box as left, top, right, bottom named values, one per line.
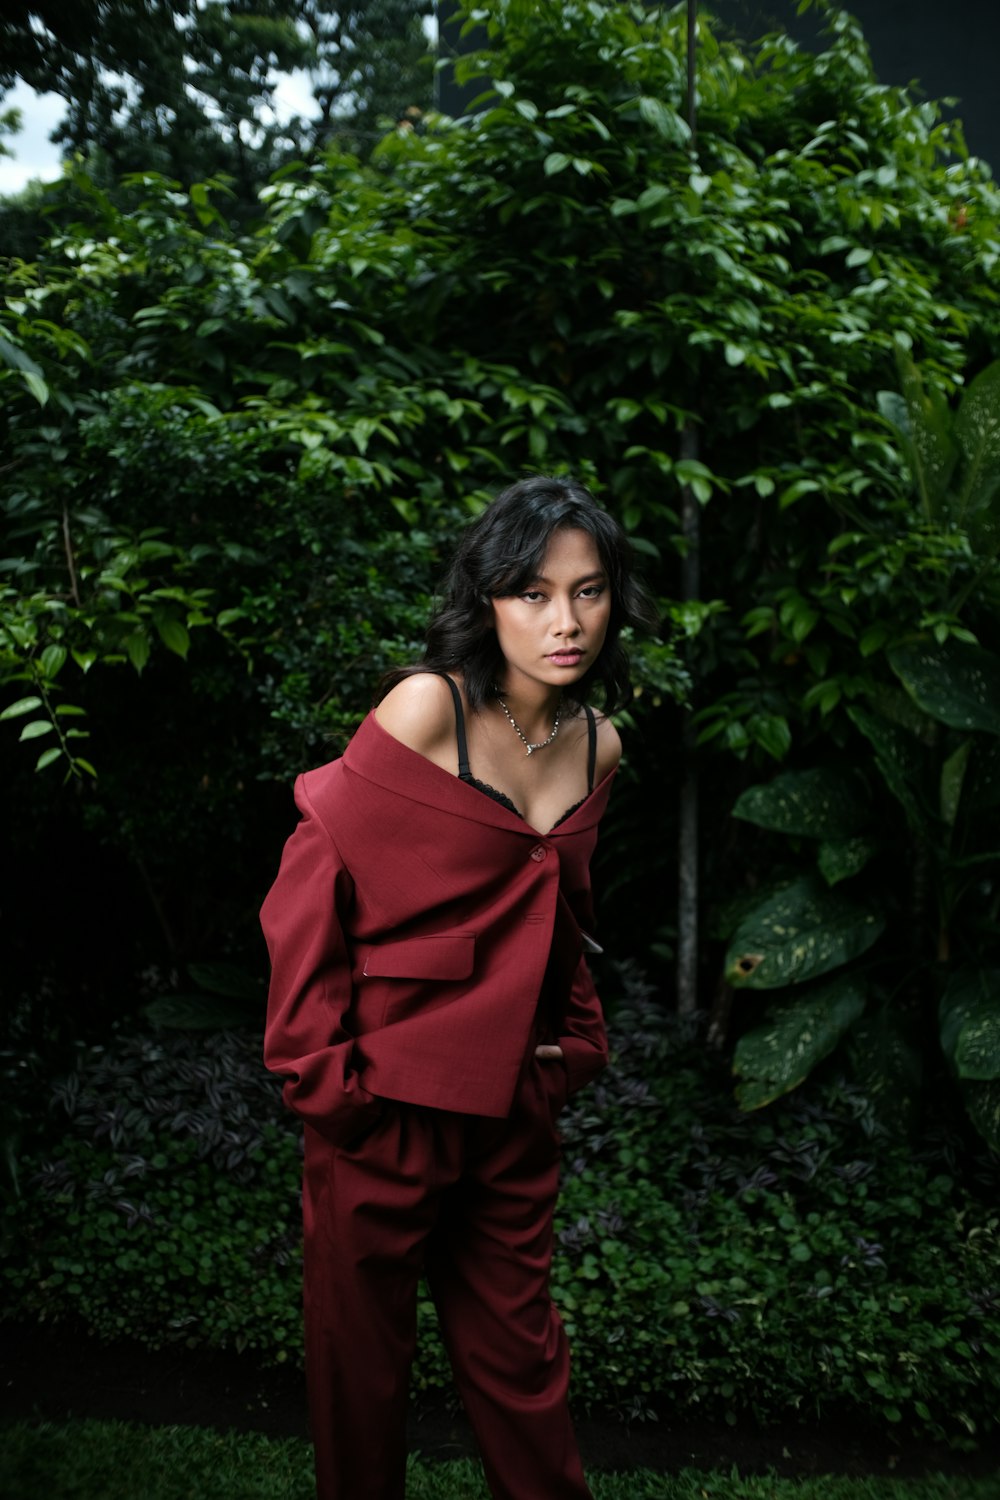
left=578, top=585, right=604, bottom=599
left=520, top=590, right=545, bottom=602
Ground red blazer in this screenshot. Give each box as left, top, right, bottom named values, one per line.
left=260, top=711, right=614, bottom=1145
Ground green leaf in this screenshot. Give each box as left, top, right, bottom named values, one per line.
left=889, top=640, right=1000, bottom=735
left=962, top=1079, right=1000, bottom=1153
left=778, top=479, right=822, bottom=511
left=747, top=713, right=791, bottom=761
left=940, top=740, right=972, bottom=828
left=724, top=876, right=884, bottom=989
left=964, top=739, right=1000, bottom=812
left=18, top=719, right=53, bottom=742
left=956, top=1011, right=1000, bottom=1082
left=24, top=371, right=49, bottom=406
left=0, top=334, right=44, bottom=376
left=847, top=1009, right=923, bottom=1134
left=940, top=969, right=1000, bottom=1081
left=35, top=746, right=63, bottom=772
left=155, top=615, right=190, bottom=659
left=817, top=836, right=878, bottom=886
left=733, top=976, right=867, bottom=1109
left=126, top=633, right=151, bottom=672
left=732, top=768, right=869, bottom=839
left=953, top=358, right=1000, bottom=516
left=890, top=348, right=958, bottom=516
left=848, top=704, right=930, bottom=835
left=543, top=152, right=570, bottom=176
left=637, top=95, right=690, bottom=144
left=215, top=608, right=247, bottom=629
left=39, top=644, right=67, bottom=680
left=0, top=696, right=43, bottom=721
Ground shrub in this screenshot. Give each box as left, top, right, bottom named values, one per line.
left=4, top=969, right=999, bottom=1441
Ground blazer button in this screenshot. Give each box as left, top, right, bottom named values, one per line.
left=530, top=845, right=547, bottom=861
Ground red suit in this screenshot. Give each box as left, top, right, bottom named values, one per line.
left=261, top=711, right=613, bottom=1499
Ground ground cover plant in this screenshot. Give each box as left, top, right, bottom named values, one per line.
left=4, top=971, right=999, bottom=1445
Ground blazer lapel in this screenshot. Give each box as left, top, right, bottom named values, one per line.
left=344, top=711, right=615, bottom=836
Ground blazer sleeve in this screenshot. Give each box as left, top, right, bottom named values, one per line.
left=260, top=774, right=379, bottom=1146
left=557, top=953, right=609, bottom=1095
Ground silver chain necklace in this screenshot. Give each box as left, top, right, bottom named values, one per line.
left=496, top=694, right=563, bottom=756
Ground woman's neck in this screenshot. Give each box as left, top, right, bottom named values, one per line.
left=493, top=683, right=563, bottom=741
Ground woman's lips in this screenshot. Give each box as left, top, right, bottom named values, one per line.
left=546, top=650, right=584, bottom=666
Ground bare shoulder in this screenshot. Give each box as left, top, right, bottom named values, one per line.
left=593, top=710, right=623, bottom=781
left=373, top=672, right=458, bottom=762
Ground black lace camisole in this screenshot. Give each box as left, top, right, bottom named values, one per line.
left=438, top=673, right=597, bottom=830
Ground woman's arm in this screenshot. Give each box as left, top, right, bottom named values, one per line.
left=260, top=775, right=380, bottom=1146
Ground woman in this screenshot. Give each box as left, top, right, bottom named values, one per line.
left=261, top=475, right=656, bottom=1499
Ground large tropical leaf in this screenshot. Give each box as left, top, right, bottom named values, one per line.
left=964, top=738, right=1000, bottom=813
left=962, top=1080, right=1000, bottom=1154
left=881, top=347, right=958, bottom=517
left=888, top=640, right=1000, bottom=736
left=939, top=740, right=972, bottom=830
left=817, top=835, right=878, bottom=886
left=953, top=358, right=1000, bottom=518
left=733, top=976, right=867, bottom=1110
left=847, top=1007, right=923, bottom=1134
left=732, top=767, right=869, bottom=840
left=724, top=875, right=885, bottom=989
left=939, top=969, right=1000, bottom=1081
left=848, top=704, right=930, bottom=836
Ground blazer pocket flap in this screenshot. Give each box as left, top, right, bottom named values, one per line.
left=363, top=933, right=475, bottom=981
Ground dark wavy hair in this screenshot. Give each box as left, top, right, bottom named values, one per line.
left=377, top=476, right=658, bottom=714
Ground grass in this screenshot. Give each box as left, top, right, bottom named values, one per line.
left=0, top=1421, right=996, bottom=1500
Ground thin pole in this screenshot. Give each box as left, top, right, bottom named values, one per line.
left=676, top=0, right=701, bottom=1018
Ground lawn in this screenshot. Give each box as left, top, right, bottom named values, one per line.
left=0, top=1421, right=996, bottom=1500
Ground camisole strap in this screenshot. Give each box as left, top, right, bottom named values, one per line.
left=435, top=671, right=473, bottom=779
left=584, top=704, right=597, bottom=792
left=436, top=669, right=596, bottom=797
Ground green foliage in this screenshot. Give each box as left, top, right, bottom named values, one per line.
left=4, top=1130, right=302, bottom=1356
left=940, top=971, right=1000, bottom=1084
left=732, top=768, right=870, bottom=839
left=889, top=641, right=1000, bottom=736
left=732, top=977, right=866, bottom=1109
left=723, top=877, right=884, bottom=989
left=3, top=0, right=1000, bottom=1087
left=718, top=338, right=1000, bottom=1145
left=5, top=981, right=1000, bottom=1443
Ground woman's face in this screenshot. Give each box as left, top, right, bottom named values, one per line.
left=490, top=526, right=612, bottom=696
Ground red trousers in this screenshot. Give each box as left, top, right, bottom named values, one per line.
left=301, top=1054, right=592, bottom=1500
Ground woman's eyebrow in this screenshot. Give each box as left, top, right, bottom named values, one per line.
left=530, top=571, right=608, bottom=586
